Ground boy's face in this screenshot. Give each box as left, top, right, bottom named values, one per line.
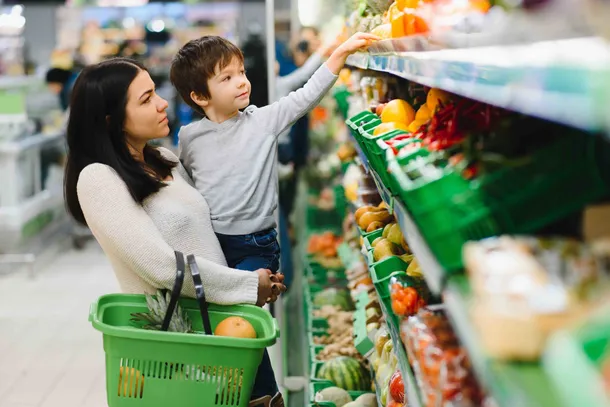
left=206, top=57, right=251, bottom=115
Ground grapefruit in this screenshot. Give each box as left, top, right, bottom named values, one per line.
left=214, top=316, right=257, bottom=339
left=380, top=99, right=415, bottom=126
left=373, top=122, right=408, bottom=137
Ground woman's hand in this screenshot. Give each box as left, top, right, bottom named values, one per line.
left=255, top=269, right=287, bottom=306
left=268, top=273, right=287, bottom=304
left=255, top=268, right=274, bottom=306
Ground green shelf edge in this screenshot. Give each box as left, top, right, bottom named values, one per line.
left=444, top=276, right=565, bottom=407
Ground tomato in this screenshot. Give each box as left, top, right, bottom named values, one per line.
left=389, top=370, right=405, bottom=403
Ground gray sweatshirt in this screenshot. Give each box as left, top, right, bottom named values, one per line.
left=179, top=63, right=338, bottom=235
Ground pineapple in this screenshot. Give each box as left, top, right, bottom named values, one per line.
left=366, top=0, right=393, bottom=14
left=130, top=290, right=194, bottom=333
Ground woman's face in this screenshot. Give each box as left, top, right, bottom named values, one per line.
left=123, top=70, right=169, bottom=144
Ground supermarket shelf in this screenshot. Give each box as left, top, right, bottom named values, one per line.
left=444, top=276, right=564, bottom=407
left=369, top=169, right=444, bottom=295
left=346, top=37, right=610, bottom=132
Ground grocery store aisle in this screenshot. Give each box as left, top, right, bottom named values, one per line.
left=0, top=242, right=117, bottom=407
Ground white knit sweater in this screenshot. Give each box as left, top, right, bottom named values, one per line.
left=76, top=148, right=259, bottom=305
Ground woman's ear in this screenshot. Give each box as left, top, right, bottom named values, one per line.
left=190, top=91, right=209, bottom=108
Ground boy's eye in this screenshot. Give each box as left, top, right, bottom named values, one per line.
left=224, top=76, right=230, bottom=82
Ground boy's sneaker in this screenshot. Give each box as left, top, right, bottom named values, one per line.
left=248, top=392, right=285, bottom=407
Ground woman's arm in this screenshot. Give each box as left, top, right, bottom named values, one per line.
left=76, top=163, right=259, bottom=305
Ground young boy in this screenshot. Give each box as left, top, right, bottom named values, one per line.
left=169, top=32, right=378, bottom=407
left=170, top=32, right=377, bottom=274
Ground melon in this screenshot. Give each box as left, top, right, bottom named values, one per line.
left=314, top=386, right=352, bottom=407
left=355, top=393, right=377, bottom=407
left=316, top=357, right=371, bottom=391
left=313, top=288, right=355, bottom=311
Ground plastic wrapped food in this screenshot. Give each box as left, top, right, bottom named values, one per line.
left=389, top=274, right=429, bottom=317
left=401, top=307, right=484, bottom=407
left=464, top=236, right=610, bottom=360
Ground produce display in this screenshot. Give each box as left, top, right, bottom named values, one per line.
left=300, top=19, right=610, bottom=406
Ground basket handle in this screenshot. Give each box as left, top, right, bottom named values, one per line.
left=161, top=251, right=186, bottom=331
left=187, top=254, right=213, bottom=335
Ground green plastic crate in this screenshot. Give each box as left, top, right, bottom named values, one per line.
left=374, top=136, right=420, bottom=193
left=359, top=127, right=407, bottom=184
left=309, top=380, right=374, bottom=406
left=306, top=205, right=343, bottom=231
left=385, top=144, right=431, bottom=197
left=333, top=86, right=351, bottom=120
left=363, top=229, right=383, bottom=252
left=388, top=133, right=608, bottom=270
left=369, top=256, right=410, bottom=299
left=353, top=291, right=374, bottom=357
left=346, top=111, right=380, bottom=157
left=89, top=294, right=279, bottom=407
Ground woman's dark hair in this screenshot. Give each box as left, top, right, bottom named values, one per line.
left=64, top=57, right=176, bottom=225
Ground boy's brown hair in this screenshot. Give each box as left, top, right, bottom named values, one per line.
left=170, top=36, right=244, bottom=114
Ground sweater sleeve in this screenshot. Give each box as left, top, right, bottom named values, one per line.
left=253, top=63, right=338, bottom=138
left=275, top=53, right=324, bottom=99
left=77, top=164, right=259, bottom=305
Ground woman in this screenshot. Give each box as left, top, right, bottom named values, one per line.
left=64, top=58, right=285, bottom=407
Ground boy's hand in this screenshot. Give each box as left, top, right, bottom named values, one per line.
left=337, top=32, right=380, bottom=56
left=326, top=32, right=380, bottom=74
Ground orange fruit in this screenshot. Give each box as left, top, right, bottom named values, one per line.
left=380, top=99, right=415, bottom=126
left=373, top=122, right=409, bottom=136
left=214, top=316, right=257, bottom=339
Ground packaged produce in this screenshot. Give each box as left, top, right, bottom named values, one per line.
left=401, top=307, right=484, bottom=407
left=464, top=236, right=610, bottom=361
left=389, top=274, right=429, bottom=317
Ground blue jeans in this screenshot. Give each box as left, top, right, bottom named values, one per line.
left=216, top=228, right=280, bottom=273
left=215, top=228, right=280, bottom=399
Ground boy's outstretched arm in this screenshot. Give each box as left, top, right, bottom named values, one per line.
left=254, top=32, right=380, bottom=137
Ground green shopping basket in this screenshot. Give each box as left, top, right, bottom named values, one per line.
left=89, top=294, right=279, bottom=406
left=90, top=251, right=279, bottom=407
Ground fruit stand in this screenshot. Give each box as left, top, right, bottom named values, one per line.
left=293, top=2, right=610, bottom=402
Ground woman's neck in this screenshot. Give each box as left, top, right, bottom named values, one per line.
left=127, top=141, right=146, bottom=162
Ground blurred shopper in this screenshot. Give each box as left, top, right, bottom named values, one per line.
left=45, top=67, right=78, bottom=112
